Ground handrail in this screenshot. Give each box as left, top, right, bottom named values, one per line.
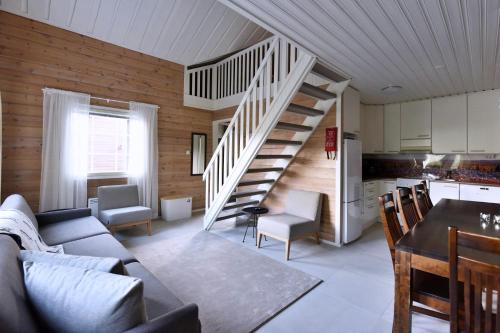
left=202, top=37, right=278, bottom=179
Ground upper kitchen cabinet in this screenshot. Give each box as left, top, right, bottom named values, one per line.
left=401, top=100, right=431, bottom=140
left=383, top=103, right=400, bottom=153
left=468, top=89, right=500, bottom=153
left=432, top=95, right=467, bottom=154
left=360, top=104, right=384, bottom=154
left=343, top=86, right=360, bottom=136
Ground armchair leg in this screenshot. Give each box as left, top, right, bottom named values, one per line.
left=257, top=232, right=263, bottom=248
left=147, top=219, right=152, bottom=236
left=285, top=240, right=291, bottom=261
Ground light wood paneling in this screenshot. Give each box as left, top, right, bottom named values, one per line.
left=0, top=11, right=212, bottom=211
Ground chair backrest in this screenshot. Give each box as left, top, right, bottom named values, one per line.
left=378, top=192, right=404, bottom=268
left=420, top=181, right=434, bottom=208
left=412, top=184, right=431, bottom=220
left=448, top=226, right=500, bottom=333
left=98, top=185, right=140, bottom=212
left=396, top=187, right=421, bottom=233
left=284, top=189, right=322, bottom=225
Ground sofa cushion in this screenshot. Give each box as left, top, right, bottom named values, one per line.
left=0, top=194, right=38, bottom=230
left=20, top=250, right=126, bottom=275
left=23, top=261, right=146, bottom=333
left=0, top=235, right=39, bottom=333
left=39, top=216, right=109, bottom=245
left=100, top=206, right=152, bottom=226
left=63, top=233, right=137, bottom=264
left=125, top=262, right=184, bottom=320
left=258, top=213, right=315, bottom=239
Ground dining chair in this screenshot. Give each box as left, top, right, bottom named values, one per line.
left=448, top=226, right=500, bottom=333
left=397, top=187, right=422, bottom=233
left=420, top=181, right=434, bottom=208
left=412, top=183, right=431, bottom=220
left=378, top=193, right=450, bottom=320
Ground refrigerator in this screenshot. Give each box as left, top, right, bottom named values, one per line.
left=342, top=139, right=363, bottom=244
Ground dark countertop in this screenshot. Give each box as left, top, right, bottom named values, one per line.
left=362, top=176, right=500, bottom=188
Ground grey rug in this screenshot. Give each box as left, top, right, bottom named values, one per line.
left=126, top=231, right=321, bottom=333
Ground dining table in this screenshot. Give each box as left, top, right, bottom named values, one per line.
left=393, top=199, right=500, bottom=333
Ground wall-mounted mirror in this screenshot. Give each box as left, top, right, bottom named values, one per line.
left=191, top=133, right=207, bottom=176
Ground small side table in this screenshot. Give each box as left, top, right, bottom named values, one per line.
left=242, top=207, right=268, bottom=245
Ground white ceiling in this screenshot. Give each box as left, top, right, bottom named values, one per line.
left=0, top=0, right=270, bottom=65
left=221, top=0, right=500, bottom=104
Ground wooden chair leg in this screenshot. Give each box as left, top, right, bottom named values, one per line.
left=147, top=219, right=152, bottom=236
left=257, top=232, right=262, bottom=248
left=316, top=232, right=321, bottom=244
left=285, top=240, right=291, bottom=261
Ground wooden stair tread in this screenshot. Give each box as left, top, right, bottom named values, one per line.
left=299, top=82, right=336, bottom=100
left=255, top=154, right=293, bottom=159
left=311, top=62, right=347, bottom=82
left=287, top=103, right=324, bottom=117
left=216, top=212, right=246, bottom=221
left=238, top=179, right=275, bottom=186
left=275, top=122, right=313, bottom=132
left=265, top=139, right=302, bottom=145
left=223, top=200, right=260, bottom=210
left=230, top=190, right=267, bottom=198
left=246, top=167, right=284, bottom=173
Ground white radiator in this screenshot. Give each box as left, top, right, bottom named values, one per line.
left=161, top=197, right=192, bottom=222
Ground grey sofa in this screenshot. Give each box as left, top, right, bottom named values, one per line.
left=0, top=194, right=201, bottom=333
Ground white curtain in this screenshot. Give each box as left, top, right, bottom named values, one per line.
left=128, top=102, right=159, bottom=217
left=40, top=89, right=90, bottom=212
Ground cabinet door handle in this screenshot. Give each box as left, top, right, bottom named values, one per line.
left=417, top=134, right=429, bottom=138
left=374, top=150, right=383, bottom=153
left=470, top=149, right=485, bottom=153
left=387, top=150, right=399, bottom=153
left=480, top=187, right=490, bottom=191
left=451, top=150, right=465, bottom=153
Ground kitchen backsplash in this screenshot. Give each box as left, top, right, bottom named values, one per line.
left=363, top=154, right=500, bottom=185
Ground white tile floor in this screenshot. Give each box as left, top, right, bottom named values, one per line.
left=120, top=214, right=449, bottom=333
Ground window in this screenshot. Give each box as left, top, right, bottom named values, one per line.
left=88, top=111, right=129, bottom=178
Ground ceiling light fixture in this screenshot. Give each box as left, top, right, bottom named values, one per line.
left=381, top=85, right=402, bottom=95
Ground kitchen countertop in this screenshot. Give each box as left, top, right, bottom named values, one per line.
left=362, top=176, right=500, bottom=188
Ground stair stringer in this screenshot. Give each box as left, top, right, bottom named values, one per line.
left=203, top=53, right=317, bottom=230
left=253, top=79, right=351, bottom=205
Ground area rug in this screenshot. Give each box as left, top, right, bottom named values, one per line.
left=126, top=231, right=321, bottom=333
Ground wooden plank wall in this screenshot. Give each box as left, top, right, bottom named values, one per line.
left=0, top=11, right=212, bottom=211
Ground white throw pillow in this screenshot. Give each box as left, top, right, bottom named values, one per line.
left=23, top=262, right=146, bottom=333
left=20, top=250, right=127, bottom=275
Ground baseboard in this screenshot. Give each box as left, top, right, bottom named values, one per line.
left=192, top=208, right=205, bottom=213
left=320, top=239, right=342, bottom=247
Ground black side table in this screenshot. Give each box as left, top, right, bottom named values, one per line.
left=242, top=206, right=268, bottom=245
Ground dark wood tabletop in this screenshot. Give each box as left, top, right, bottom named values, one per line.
left=396, top=199, right=500, bottom=263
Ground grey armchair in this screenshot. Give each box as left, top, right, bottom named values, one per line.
left=257, top=189, right=323, bottom=260
left=98, top=185, right=153, bottom=235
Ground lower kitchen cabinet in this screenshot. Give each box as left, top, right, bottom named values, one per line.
left=459, top=184, right=500, bottom=204
left=429, top=182, right=460, bottom=205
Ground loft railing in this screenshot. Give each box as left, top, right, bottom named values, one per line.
left=184, top=37, right=274, bottom=110
left=202, top=36, right=311, bottom=227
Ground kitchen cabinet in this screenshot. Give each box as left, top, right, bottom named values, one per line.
left=459, top=184, right=500, bottom=204
left=432, top=95, right=467, bottom=154
left=343, top=86, right=360, bottom=136
left=361, top=181, right=379, bottom=226
left=467, top=89, right=500, bottom=153
left=360, top=104, right=384, bottom=154
left=429, top=182, right=460, bottom=205
left=401, top=100, right=431, bottom=140
left=379, top=179, right=397, bottom=196
left=383, top=104, right=400, bottom=153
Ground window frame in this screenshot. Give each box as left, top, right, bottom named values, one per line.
left=87, top=105, right=130, bottom=180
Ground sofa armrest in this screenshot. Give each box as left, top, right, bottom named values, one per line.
left=124, top=303, right=200, bottom=333
left=35, top=208, right=92, bottom=226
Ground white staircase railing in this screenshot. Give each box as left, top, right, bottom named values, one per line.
left=184, top=37, right=274, bottom=110
left=202, top=36, right=316, bottom=229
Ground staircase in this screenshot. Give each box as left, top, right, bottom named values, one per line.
left=200, top=36, right=350, bottom=230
